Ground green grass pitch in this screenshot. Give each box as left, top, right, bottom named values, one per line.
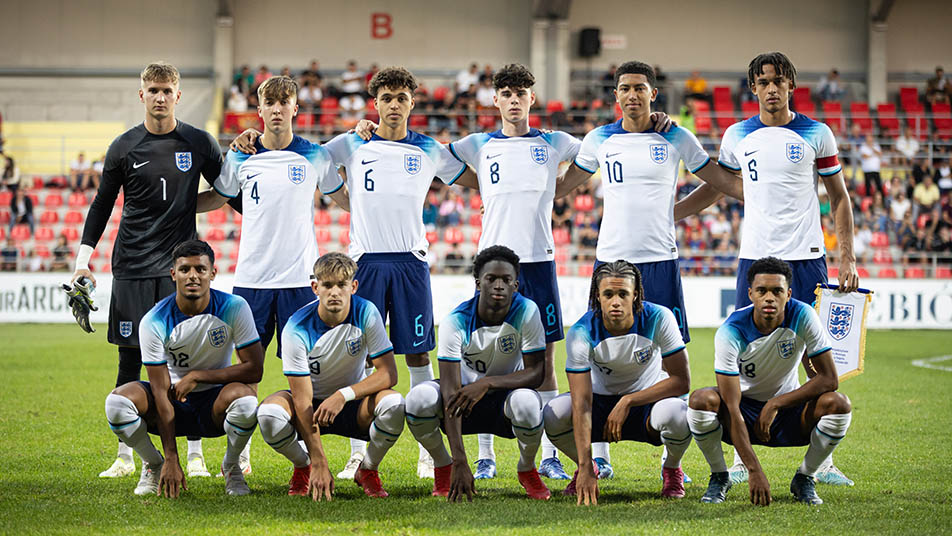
left=1, top=324, right=950, bottom=535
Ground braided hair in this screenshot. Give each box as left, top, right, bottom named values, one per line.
left=587, top=260, right=644, bottom=317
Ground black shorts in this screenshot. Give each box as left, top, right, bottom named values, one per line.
left=141, top=382, right=225, bottom=438
left=108, top=277, right=176, bottom=346
left=589, top=393, right=661, bottom=446
left=440, top=388, right=516, bottom=439
left=722, top=396, right=810, bottom=448
left=313, top=396, right=370, bottom=441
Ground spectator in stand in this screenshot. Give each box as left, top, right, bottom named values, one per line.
left=423, top=192, right=439, bottom=231
left=822, top=215, right=838, bottom=261
left=889, top=189, right=911, bottom=234
left=854, top=222, right=872, bottom=264
left=602, top=64, right=617, bottom=101
left=577, top=212, right=599, bottom=249
left=297, top=77, right=322, bottom=112
left=69, top=152, right=94, bottom=192
left=912, top=158, right=937, bottom=188
left=712, top=239, right=736, bottom=275
left=456, top=62, right=480, bottom=94
left=859, top=133, right=884, bottom=197
left=433, top=127, right=452, bottom=144
left=926, top=66, right=950, bottom=106
left=684, top=70, right=710, bottom=102
left=50, top=235, right=72, bottom=272
left=817, top=69, right=844, bottom=102
left=935, top=159, right=952, bottom=194
left=895, top=126, right=920, bottom=168
left=234, top=65, right=253, bottom=96
left=9, top=188, right=34, bottom=235
left=914, top=175, right=941, bottom=214
left=478, top=64, right=494, bottom=84
left=253, top=64, right=273, bottom=90
left=437, top=191, right=462, bottom=227
left=652, top=65, right=669, bottom=113
left=227, top=85, right=248, bottom=112
left=552, top=197, right=572, bottom=234
left=90, top=154, right=104, bottom=189
left=708, top=211, right=731, bottom=249
left=1, top=238, right=18, bottom=271
left=845, top=123, right=864, bottom=182
left=340, top=60, right=364, bottom=97
left=339, top=92, right=366, bottom=125
left=869, top=191, right=889, bottom=233
left=475, top=77, right=495, bottom=108
left=931, top=227, right=952, bottom=259
left=301, top=60, right=323, bottom=82
left=897, top=212, right=917, bottom=249
left=906, top=228, right=930, bottom=264
left=2, top=153, right=21, bottom=193
left=444, top=242, right=466, bottom=274
left=364, top=63, right=380, bottom=95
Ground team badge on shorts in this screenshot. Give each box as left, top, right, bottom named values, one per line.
left=828, top=302, right=854, bottom=341
left=208, top=326, right=227, bottom=348
left=498, top=334, right=516, bottom=354
left=776, top=337, right=796, bottom=359
left=346, top=337, right=361, bottom=356
left=404, top=154, right=421, bottom=175
left=649, top=144, right=668, bottom=164
left=786, top=143, right=804, bottom=163
left=175, top=152, right=192, bottom=172
left=119, top=321, right=133, bottom=338
left=288, top=164, right=305, bottom=184
left=530, top=145, right=548, bottom=165
left=634, top=347, right=652, bottom=364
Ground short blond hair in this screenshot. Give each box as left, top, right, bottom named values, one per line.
left=313, top=252, right=357, bottom=282
left=141, top=62, right=180, bottom=86
left=257, top=76, right=298, bottom=103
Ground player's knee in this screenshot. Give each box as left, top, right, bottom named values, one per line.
left=819, top=391, right=852, bottom=415
left=405, top=381, right=441, bottom=418
left=542, top=393, right=573, bottom=435
left=688, top=388, right=720, bottom=411
left=505, top=388, right=543, bottom=428
left=225, top=395, right=259, bottom=430
left=650, top=397, right=689, bottom=436
left=257, top=403, right=294, bottom=446
left=374, top=392, right=406, bottom=435
left=104, top=392, right=139, bottom=424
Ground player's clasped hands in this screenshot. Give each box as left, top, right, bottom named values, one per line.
left=159, top=459, right=187, bottom=499
left=446, top=382, right=491, bottom=418
left=314, top=394, right=346, bottom=427
left=309, top=463, right=335, bottom=502
left=448, top=459, right=475, bottom=502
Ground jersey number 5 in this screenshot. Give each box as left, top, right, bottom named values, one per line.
left=747, top=159, right=758, bottom=181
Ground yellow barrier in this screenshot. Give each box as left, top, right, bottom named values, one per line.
left=3, top=121, right=126, bottom=175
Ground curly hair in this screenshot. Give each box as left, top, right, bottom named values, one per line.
left=614, top=61, right=655, bottom=88
left=587, top=260, right=644, bottom=317
left=746, top=256, right=793, bottom=287
left=472, top=245, right=520, bottom=280
left=368, top=66, right=418, bottom=97
left=747, top=52, right=797, bottom=88
left=492, top=64, right=535, bottom=91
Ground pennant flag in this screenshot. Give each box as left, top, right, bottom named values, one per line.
left=814, top=283, right=873, bottom=380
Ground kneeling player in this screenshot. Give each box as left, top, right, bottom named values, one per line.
left=104, top=240, right=264, bottom=497
left=688, top=257, right=853, bottom=505
left=256, top=253, right=404, bottom=500
left=405, top=246, right=550, bottom=501
left=543, top=261, right=692, bottom=504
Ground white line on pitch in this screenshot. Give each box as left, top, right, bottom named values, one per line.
left=911, top=355, right=952, bottom=372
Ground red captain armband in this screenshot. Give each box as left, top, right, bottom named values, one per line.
left=816, top=155, right=840, bottom=174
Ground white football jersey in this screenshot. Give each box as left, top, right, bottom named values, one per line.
left=140, top=289, right=260, bottom=392
left=213, top=137, right=340, bottom=288
left=565, top=302, right=685, bottom=396
left=437, top=293, right=546, bottom=386
left=324, top=131, right=466, bottom=261
left=714, top=299, right=832, bottom=401
left=718, top=114, right=842, bottom=261
left=449, top=129, right=580, bottom=262
left=281, top=296, right=393, bottom=400
left=575, top=122, right=711, bottom=263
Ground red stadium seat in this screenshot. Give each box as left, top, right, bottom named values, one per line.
left=34, top=245, right=51, bottom=258
left=693, top=100, right=712, bottom=135
left=207, top=210, right=227, bottom=225
left=0, top=191, right=11, bottom=205
left=410, top=114, right=429, bottom=128
left=425, top=230, right=438, bottom=244
left=339, top=229, right=350, bottom=246
left=556, top=264, right=568, bottom=276
left=44, top=193, right=63, bottom=208
left=39, top=211, right=58, bottom=224
left=904, top=267, right=926, bottom=278
left=872, top=250, right=892, bottom=265
left=822, top=101, right=843, bottom=133
left=878, top=267, right=897, bottom=278
left=296, top=113, right=314, bottom=129
left=319, top=112, right=338, bottom=127
left=315, top=229, right=331, bottom=244
left=314, top=210, right=331, bottom=225
left=554, top=247, right=568, bottom=265
left=935, top=266, right=952, bottom=278
left=546, top=100, right=565, bottom=113
left=471, top=229, right=481, bottom=244
left=432, top=86, right=450, bottom=103
left=794, top=99, right=815, bottom=118
left=856, top=267, right=870, bottom=278
left=528, top=115, right=542, bottom=128
left=876, top=103, right=900, bottom=137
left=553, top=228, right=570, bottom=246
left=444, top=227, right=464, bottom=244
left=870, top=232, right=889, bottom=248
left=320, top=97, right=339, bottom=110
left=26, top=193, right=39, bottom=207
left=67, top=192, right=88, bottom=208
left=903, top=103, right=929, bottom=139
left=741, top=100, right=759, bottom=118
left=793, top=87, right=811, bottom=109
left=468, top=213, right=482, bottom=227
left=10, top=224, right=31, bottom=241
left=233, top=212, right=242, bottom=225
left=573, top=195, right=595, bottom=212
left=338, top=212, right=350, bottom=226
left=849, top=102, right=873, bottom=134
left=229, top=247, right=239, bottom=261
left=578, top=264, right=594, bottom=277
left=827, top=266, right=839, bottom=279
left=713, top=97, right=735, bottom=131
left=64, top=211, right=83, bottom=225
left=712, top=86, right=732, bottom=105
left=0, top=211, right=8, bottom=224
left=0, top=227, right=6, bottom=240
left=934, top=103, right=952, bottom=139
left=101, top=263, right=112, bottom=274
left=477, top=114, right=497, bottom=130
left=61, top=227, right=79, bottom=241
left=469, top=195, right=482, bottom=211
left=35, top=227, right=54, bottom=241
left=899, top=87, right=919, bottom=108
left=204, top=227, right=225, bottom=241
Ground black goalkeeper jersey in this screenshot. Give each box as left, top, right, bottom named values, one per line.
left=80, top=121, right=223, bottom=279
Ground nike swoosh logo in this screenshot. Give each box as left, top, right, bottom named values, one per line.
left=486, top=153, right=502, bottom=159
left=169, top=345, right=187, bottom=353
left=606, top=152, right=622, bottom=158
left=744, top=150, right=759, bottom=156
left=545, top=328, right=559, bottom=335
left=132, top=161, right=150, bottom=169
left=463, top=351, right=480, bottom=357
left=361, top=159, right=378, bottom=165
left=246, top=172, right=262, bottom=180
left=413, top=340, right=426, bottom=347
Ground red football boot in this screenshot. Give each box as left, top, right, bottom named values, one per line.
left=432, top=463, right=452, bottom=497
left=288, top=465, right=310, bottom=496
left=354, top=467, right=389, bottom=498
left=518, top=468, right=551, bottom=500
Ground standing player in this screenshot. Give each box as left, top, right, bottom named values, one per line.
left=543, top=261, right=692, bottom=504
left=405, top=246, right=550, bottom=501
left=687, top=257, right=853, bottom=505
left=104, top=240, right=263, bottom=497
left=322, top=67, right=467, bottom=478
left=257, top=253, right=404, bottom=499
left=556, top=60, right=742, bottom=477
left=71, top=62, right=224, bottom=479
left=675, top=52, right=859, bottom=485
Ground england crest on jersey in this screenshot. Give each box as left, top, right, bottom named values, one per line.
left=530, top=145, right=548, bottom=165
left=828, top=302, right=854, bottom=341
left=208, top=326, right=227, bottom=348
left=498, top=334, right=516, bottom=354
left=649, top=144, right=668, bottom=164
left=288, top=164, right=305, bottom=184
left=634, top=347, right=652, bottom=365
left=777, top=337, right=796, bottom=359
left=119, top=321, right=133, bottom=338
left=175, top=152, right=192, bottom=172
left=786, top=143, right=804, bottom=163
left=346, top=337, right=361, bottom=356
left=404, top=154, right=421, bottom=175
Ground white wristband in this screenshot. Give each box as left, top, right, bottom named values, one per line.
left=75, top=244, right=94, bottom=271
left=338, top=386, right=356, bottom=402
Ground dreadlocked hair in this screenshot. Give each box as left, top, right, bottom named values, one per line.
left=587, top=260, right=644, bottom=317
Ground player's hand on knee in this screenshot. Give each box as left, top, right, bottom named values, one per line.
left=159, top=461, right=187, bottom=499
left=229, top=129, right=260, bottom=155
left=448, top=460, right=475, bottom=503
left=577, top=467, right=599, bottom=506
left=171, top=373, right=198, bottom=402
left=309, top=463, right=334, bottom=502
left=314, top=395, right=346, bottom=427
left=448, top=383, right=489, bottom=418
left=748, top=470, right=771, bottom=506
left=755, top=402, right=778, bottom=443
